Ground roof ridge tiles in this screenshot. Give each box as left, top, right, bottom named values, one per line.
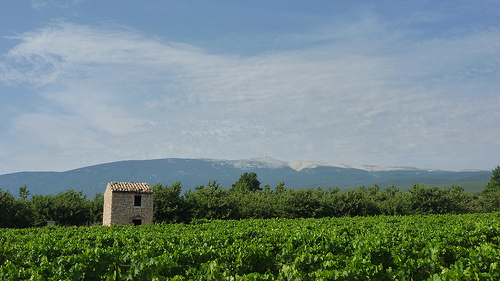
left=107, top=181, right=153, bottom=193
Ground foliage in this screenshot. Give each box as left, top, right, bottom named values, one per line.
left=175, top=178, right=487, bottom=221
left=481, top=166, right=500, bottom=212
left=0, top=189, right=19, bottom=228
left=153, top=182, right=187, bottom=223
left=18, top=185, right=30, bottom=201
left=89, top=193, right=104, bottom=224
left=229, top=186, right=274, bottom=219
left=2, top=214, right=500, bottom=279
left=483, top=166, right=500, bottom=194
left=1, top=167, right=499, bottom=228
left=408, top=184, right=452, bottom=215
left=231, top=172, right=262, bottom=192
left=30, top=190, right=98, bottom=226
left=0, top=188, right=102, bottom=228
left=184, top=180, right=234, bottom=220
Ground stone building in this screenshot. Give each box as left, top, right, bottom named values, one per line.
left=103, top=182, right=154, bottom=226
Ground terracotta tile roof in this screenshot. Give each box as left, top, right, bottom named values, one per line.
left=107, top=182, right=153, bottom=193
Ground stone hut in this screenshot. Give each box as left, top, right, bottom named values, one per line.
left=103, top=182, right=154, bottom=226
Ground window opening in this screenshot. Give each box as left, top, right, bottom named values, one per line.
left=134, top=195, right=141, bottom=207
left=132, top=219, right=142, bottom=226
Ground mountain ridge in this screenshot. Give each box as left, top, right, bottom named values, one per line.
left=198, top=156, right=484, bottom=173
left=0, top=157, right=490, bottom=197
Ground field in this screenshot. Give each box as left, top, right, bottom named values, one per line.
left=2, top=213, right=500, bottom=280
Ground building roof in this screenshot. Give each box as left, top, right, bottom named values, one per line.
left=107, top=182, right=153, bottom=193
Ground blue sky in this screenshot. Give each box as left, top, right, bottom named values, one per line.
left=0, top=0, right=499, bottom=174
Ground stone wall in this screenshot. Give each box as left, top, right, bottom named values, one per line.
left=103, top=187, right=154, bottom=226
left=102, top=186, right=113, bottom=226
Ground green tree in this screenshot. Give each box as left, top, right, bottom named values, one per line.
left=53, top=190, right=90, bottom=226
left=480, top=166, right=500, bottom=212
left=19, top=185, right=30, bottom=201
left=153, top=182, right=187, bottom=223
left=443, top=185, right=482, bottom=214
left=287, top=187, right=324, bottom=218
left=185, top=180, right=233, bottom=220
left=318, top=186, right=343, bottom=217
left=89, top=193, right=104, bottom=225
left=30, top=194, right=56, bottom=226
left=339, top=186, right=378, bottom=216
left=271, top=182, right=290, bottom=218
left=408, top=184, right=451, bottom=215
left=384, top=184, right=399, bottom=197
left=483, top=190, right=500, bottom=212
left=274, top=181, right=286, bottom=194
left=13, top=186, right=34, bottom=228
left=231, top=172, right=262, bottom=192
left=230, top=190, right=274, bottom=219
left=0, top=189, right=17, bottom=227
left=30, top=190, right=91, bottom=226
left=367, top=183, right=380, bottom=197
left=482, top=166, right=500, bottom=194
left=377, top=184, right=411, bottom=215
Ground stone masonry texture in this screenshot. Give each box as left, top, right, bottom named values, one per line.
left=103, top=182, right=154, bottom=226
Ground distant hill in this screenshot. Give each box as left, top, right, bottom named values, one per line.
left=0, top=157, right=490, bottom=197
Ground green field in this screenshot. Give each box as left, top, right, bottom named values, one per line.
left=2, top=213, right=500, bottom=280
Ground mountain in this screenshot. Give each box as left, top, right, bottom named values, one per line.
left=0, top=157, right=490, bottom=197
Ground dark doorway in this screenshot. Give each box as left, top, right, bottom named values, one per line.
left=132, top=219, right=142, bottom=226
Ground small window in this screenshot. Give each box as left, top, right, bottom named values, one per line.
left=132, top=219, right=142, bottom=226
left=134, top=195, right=142, bottom=207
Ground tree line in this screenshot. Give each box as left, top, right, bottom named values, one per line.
left=0, top=187, right=103, bottom=228
left=1, top=166, right=500, bottom=228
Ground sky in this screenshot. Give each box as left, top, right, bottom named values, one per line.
left=0, top=0, right=499, bottom=174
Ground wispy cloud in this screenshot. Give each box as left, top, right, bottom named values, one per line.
left=31, top=0, right=84, bottom=10
left=0, top=18, right=499, bottom=173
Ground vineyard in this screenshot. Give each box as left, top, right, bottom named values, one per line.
left=2, top=213, right=500, bottom=280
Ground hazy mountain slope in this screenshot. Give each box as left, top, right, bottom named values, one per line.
left=0, top=157, right=490, bottom=197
